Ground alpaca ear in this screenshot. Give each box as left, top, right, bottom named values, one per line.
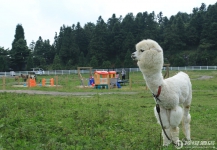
left=151, top=48, right=162, bottom=52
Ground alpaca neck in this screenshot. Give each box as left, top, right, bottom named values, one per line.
left=143, top=70, right=164, bottom=94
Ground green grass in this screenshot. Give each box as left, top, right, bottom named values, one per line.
left=0, top=71, right=217, bottom=149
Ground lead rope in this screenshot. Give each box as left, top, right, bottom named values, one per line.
left=152, top=86, right=176, bottom=146
left=155, top=104, right=176, bottom=145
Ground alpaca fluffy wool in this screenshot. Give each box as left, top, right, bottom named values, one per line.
left=132, top=39, right=192, bottom=146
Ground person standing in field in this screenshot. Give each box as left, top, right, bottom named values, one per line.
left=121, top=68, right=126, bottom=80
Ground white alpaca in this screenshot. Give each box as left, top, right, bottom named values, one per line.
left=131, top=39, right=192, bottom=146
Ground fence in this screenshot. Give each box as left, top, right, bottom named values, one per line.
left=0, top=66, right=217, bottom=76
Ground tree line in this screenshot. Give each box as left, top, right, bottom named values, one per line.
left=0, top=2, right=217, bottom=71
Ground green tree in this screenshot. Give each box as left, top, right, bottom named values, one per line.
left=10, top=24, right=30, bottom=70
left=107, top=15, right=124, bottom=62
left=122, top=32, right=135, bottom=59
left=169, top=55, right=185, bottom=67
left=32, top=55, right=43, bottom=68
left=29, top=40, right=35, bottom=52
left=121, top=13, right=136, bottom=35
left=90, top=56, right=98, bottom=68
left=40, top=58, right=46, bottom=68
left=173, top=15, right=187, bottom=50
left=26, top=55, right=34, bottom=70
left=135, top=12, right=148, bottom=42
left=47, top=2, right=217, bottom=66
left=12, top=24, right=25, bottom=46
left=124, top=50, right=135, bottom=67
left=52, top=54, right=61, bottom=70
left=0, top=47, right=10, bottom=71
left=75, top=22, right=88, bottom=56
left=102, top=60, right=111, bottom=68
left=200, top=3, right=217, bottom=50
left=59, top=27, right=72, bottom=64
left=43, top=39, right=54, bottom=65
left=89, top=16, right=108, bottom=65
left=144, top=12, right=159, bottom=40
left=66, top=59, right=74, bottom=69
left=78, top=52, right=86, bottom=66
left=33, top=37, right=43, bottom=58
left=83, top=22, right=95, bottom=62
left=115, top=56, right=122, bottom=68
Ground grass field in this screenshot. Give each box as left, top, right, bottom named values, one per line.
left=0, top=70, right=217, bottom=149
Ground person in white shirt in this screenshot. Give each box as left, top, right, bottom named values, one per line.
left=121, top=69, right=126, bottom=80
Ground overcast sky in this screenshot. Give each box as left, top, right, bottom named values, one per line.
left=0, top=0, right=216, bottom=49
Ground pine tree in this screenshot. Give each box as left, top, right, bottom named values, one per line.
left=40, top=58, right=46, bottom=68
left=12, top=24, right=25, bottom=47
left=10, top=24, right=30, bottom=70
left=34, top=36, right=43, bottom=56
left=102, top=60, right=111, bottom=69
left=115, top=56, right=122, bottom=68
left=78, top=52, right=86, bottom=66
left=59, top=27, right=72, bottom=64
left=52, top=54, right=61, bottom=70
left=90, top=56, right=98, bottom=68
left=26, top=55, right=34, bottom=70
left=29, top=40, right=35, bottom=52
left=0, top=47, right=10, bottom=71
left=75, top=22, right=88, bottom=56
left=124, top=50, right=135, bottom=67
left=122, top=32, right=135, bottom=59
left=89, top=16, right=108, bottom=65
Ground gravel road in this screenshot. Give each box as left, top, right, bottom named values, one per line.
left=0, top=90, right=138, bottom=96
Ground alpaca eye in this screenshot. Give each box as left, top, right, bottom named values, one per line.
left=140, top=49, right=144, bottom=52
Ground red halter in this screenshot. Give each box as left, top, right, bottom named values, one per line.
left=156, top=86, right=162, bottom=98
left=153, top=86, right=162, bottom=102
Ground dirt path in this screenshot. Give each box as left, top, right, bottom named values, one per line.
left=0, top=90, right=138, bottom=96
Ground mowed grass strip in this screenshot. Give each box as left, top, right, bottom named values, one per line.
left=0, top=70, right=217, bottom=149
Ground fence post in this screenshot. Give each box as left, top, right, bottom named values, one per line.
left=28, top=76, right=30, bottom=89
left=2, top=76, right=5, bottom=90
left=55, top=76, right=58, bottom=89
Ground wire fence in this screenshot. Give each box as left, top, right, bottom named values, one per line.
left=0, top=66, right=217, bottom=77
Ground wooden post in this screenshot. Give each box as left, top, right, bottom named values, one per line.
left=167, top=64, right=169, bottom=78
left=66, top=75, right=68, bottom=86
left=108, top=76, right=110, bottom=89
left=55, top=76, right=58, bottom=89
left=2, top=77, right=5, bottom=90
left=28, top=76, right=30, bottom=89
left=78, top=73, right=85, bottom=88
left=163, top=64, right=170, bottom=79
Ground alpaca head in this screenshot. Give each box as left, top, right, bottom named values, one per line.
left=131, top=39, right=164, bottom=70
